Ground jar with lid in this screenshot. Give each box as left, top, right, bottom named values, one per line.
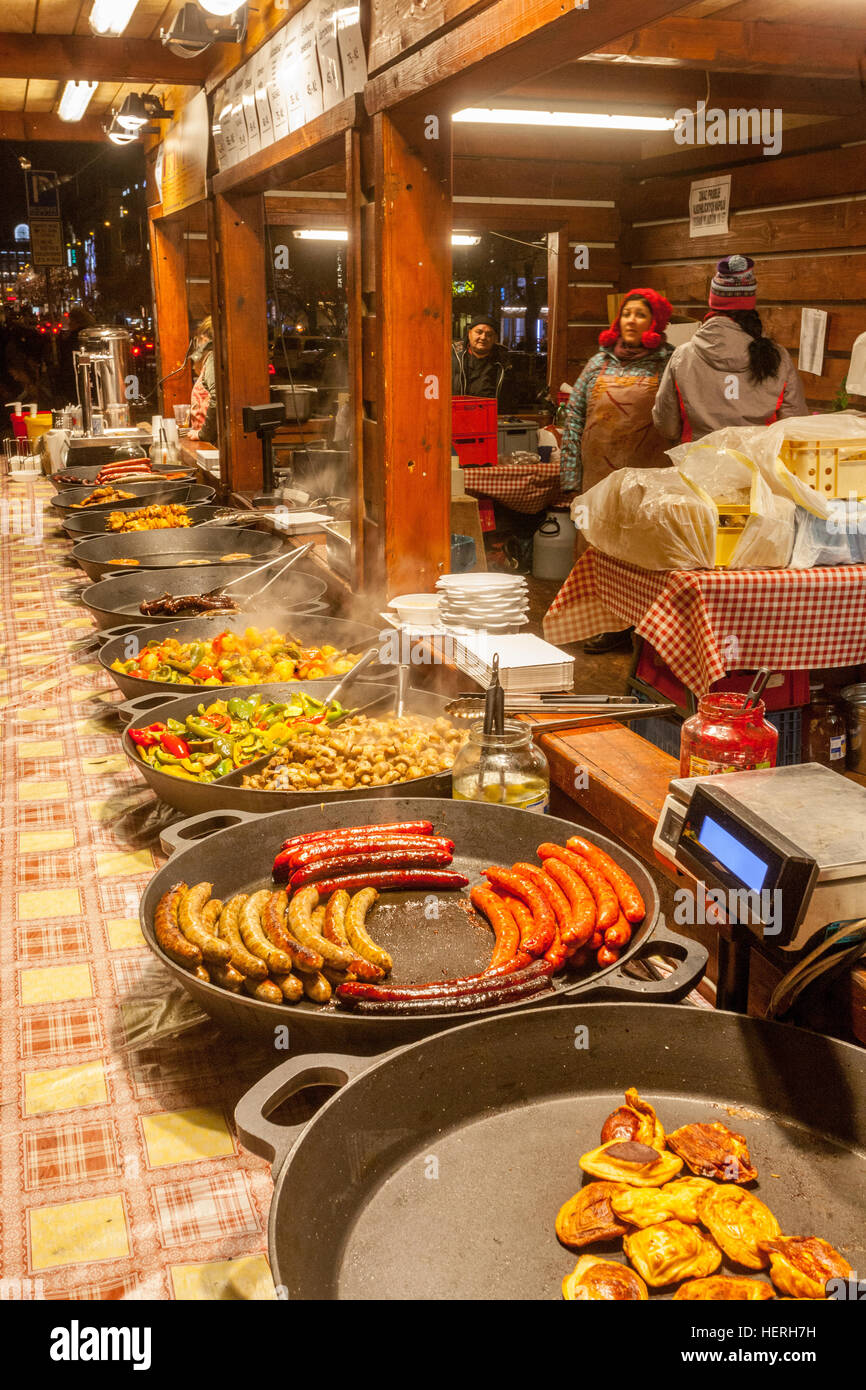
left=679, top=692, right=778, bottom=778
left=802, top=686, right=847, bottom=771
left=451, top=720, right=550, bottom=812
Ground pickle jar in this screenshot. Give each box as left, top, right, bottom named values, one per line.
left=451, top=720, right=550, bottom=813
left=679, top=692, right=778, bottom=778
left=802, top=688, right=847, bottom=771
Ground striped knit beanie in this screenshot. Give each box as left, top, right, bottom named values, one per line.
left=708, top=254, right=757, bottom=311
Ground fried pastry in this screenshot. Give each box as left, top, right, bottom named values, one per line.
left=624, top=1220, right=722, bottom=1287
left=697, top=1185, right=780, bottom=1269
left=666, top=1122, right=758, bottom=1183
left=580, top=1139, right=683, bottom=1187
left=674, top=1276, right=775, bottom=1301
left=759, top=1236, right=853, bottom=1300
left=555, top=1182, right=630, bottom=1249
left=610, top=1177, right=715, bottom=1228
left=600, top=1088, right=666, bottom=1148
left=562, top=1255, right=649, bottom=1301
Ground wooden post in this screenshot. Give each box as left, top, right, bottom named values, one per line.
left=547, top=225, right=569, bottom=399
left=345, top=127, right=366, bottom=594
left=367, top=108, right=452, bottom=596
left=212, top=190, right=270, bottom=493
left=149, top=210, right=192, bottom=415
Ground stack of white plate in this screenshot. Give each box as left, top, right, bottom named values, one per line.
left=436, top=572, right=529, bottom=631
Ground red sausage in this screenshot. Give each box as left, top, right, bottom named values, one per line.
left=537, top=844, right=618, bottom=930
left=279, top=821, right=434, bottom=852
left=287, top=834, right=454, bottom=870
left=481, top=866, right=555, bottom=956
left=511, top=861, right=576, bottom=945
left=604, top=910, right=633, bottom=950
left=312, top=869, right=469, bottom=895
left=566, top=836, right=646, bottom=923
left=337, top=956, right=547, bottom=1003
left=470, top=884, right=521, bottom=970
left=544, top=920, right=568, bottom=973
left=288, top=847, right=453, bottom=889
left=338, top=964, right=556, bottom=1015
left=542, top=857, right=596, bottom=947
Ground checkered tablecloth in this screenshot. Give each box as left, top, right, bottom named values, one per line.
left=543, top=547, right=866, bottom=694
left=461, top=461, right=572, bottom=514
left=0, top=477, right=320, bottom=1301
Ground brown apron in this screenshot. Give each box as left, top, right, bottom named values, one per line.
left=580, top=370, right=670, bottom=493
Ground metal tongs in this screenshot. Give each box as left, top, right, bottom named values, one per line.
left=214, top=541, right=314, bottom=603
left=744, top=667, right=773, bottom=709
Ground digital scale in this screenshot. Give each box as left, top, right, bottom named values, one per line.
left=653, top=764, right=866, bottom=1010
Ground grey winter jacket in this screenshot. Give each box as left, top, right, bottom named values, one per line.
left=652, top=317, right=807, bottom=443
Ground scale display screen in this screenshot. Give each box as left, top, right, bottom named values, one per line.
left=697, top=815, right=769, bottom=893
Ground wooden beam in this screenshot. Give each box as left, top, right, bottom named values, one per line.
left=149, top=210, right=193, bottom=416
left=0, top=112, right=104, bottom=141
left=546, top=226, right=569, bottom=398
left=211, top=95, right=362, bottom=197
left=345, top=127, right=366, bottom=595
left=364, top=0, right=698, bottom=116
left=212, top=189, right=270, bottom=492
left=634, top=116, right=862, bottom=180
left=373, top=108, right=452, bottom=595
left=591, top=17, right=866, bottom=81
left=0, top=33, right=214, bottom=84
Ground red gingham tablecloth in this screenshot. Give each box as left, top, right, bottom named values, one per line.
left=542, top=548, right=866, bottom=695
left=461, top=461, right=571, bottom=514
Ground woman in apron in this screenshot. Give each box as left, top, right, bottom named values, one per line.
left=559, top=288, right=674, bottom=652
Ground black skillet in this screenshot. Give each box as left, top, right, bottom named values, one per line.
left=58, top=504, right=229, bottom=539
left=50, top=478, right=211, bottom=515
left=139, top=797, right=705, bottom=1053
left=235, top=1002, right=866, bottom=1299
left=79, top=564, right=327, bottom=629
left=118, top=680, right=459, bottom=816
left=69, top=526, right=283, bottom=582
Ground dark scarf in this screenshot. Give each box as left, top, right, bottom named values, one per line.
left=612, top=338, right=658, bottom=362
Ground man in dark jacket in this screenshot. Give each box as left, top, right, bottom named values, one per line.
left=451, top=315, right=511, bottom=401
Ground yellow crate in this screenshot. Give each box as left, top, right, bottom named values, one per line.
left=715, top=504, right=750, bottom=567
left=780, top=437, right=866, bottom=500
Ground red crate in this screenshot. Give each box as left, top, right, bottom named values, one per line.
left=452, top=396, right=497, bottom=436
left=635, top=642, right=811, bottom=711
left=477, top=499, right=496, bottom=531
left=453, top=434, right=497, bottom=467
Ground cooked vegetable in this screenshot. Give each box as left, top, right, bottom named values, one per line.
left=112, top=625, right=361, bottom=686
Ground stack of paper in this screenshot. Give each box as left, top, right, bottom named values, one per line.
left=447, top=632, right=575, bottom=692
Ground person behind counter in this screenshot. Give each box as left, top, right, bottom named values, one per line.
left=653, top=254, right=807, bottom=443
left=187, top=316, right=217, bottom=444
left=560, top=287, right=674, bottom=653
left=452, top=314, right=512, bottom=403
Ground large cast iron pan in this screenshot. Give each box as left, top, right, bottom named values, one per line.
left=235, top=1003, right=866, bottom=1299
left=58, top=504, right=229, bottom=538
left=80, top=564, right=327, bottom=629
left=70, top=526, right=283, bottom=582
left=98, top=613, right=382, bottom=699
left=50, top=478, right=213, bottom=515
left=118, top=680, right=459, bottom=815
left=139, top=797, right=704, bottom=1052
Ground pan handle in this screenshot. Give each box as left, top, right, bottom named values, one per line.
left=570, top=919, right=708, bottom=1004
left=159, top=808, right=263, bottom=856
left=235, top=1051, right=380, bottom=1173
left=116, top=692, right=179, bottom=724
left=96, top=623, right=145, bottom=646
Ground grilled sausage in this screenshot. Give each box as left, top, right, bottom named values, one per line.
left=470, top=884, right=521, bottom=970
left=261, top=889, right=323, bottom=974
left=537, top=844, right=618, bottom=930
left=239, top=890, right=294, bottom=974
left=312, top=870, right=468, bottom=895
left=243, top=977, right=283, bottom=1005
left=301, top=970, right=332, bottom=1004
left=320, top=890, right=384, bottom=981
left=542, top=858, right=596, bottom=947
left=209, top=960, right=245, bottom=993
left=279, top=821, right=435, bottom=854
left=339, top=966, right=556, bottom=1015
left=311, top=906, right=326, bottom=931
left=511, top=862, right=576, bottom=945
left=202, top=898, right=223, bottom=931
left=288, top=885, right=355, bottom=971
left=566, top=836, right=646, bottom=923
left=286, top=834, right=454, bottom=870
left=481, top=866, right=555, bottom=956
left=154, top=883, right=202, bottom=970
left=178, top=882, right=232, bottom=964
left=344, top=887, right=392, bottom=973
left=193, top=964, right=210, bottom=982
left=217, top=895, right=267, bottom=980
left=604, top=911, right=633, bottom=950
left=337, top=956, right=551, bottom=1004
left=271, top=971, right=304, bottom=1002
left=288, top=847, right=454, bottom=890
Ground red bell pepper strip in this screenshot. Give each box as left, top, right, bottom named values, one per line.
left=188, top=664, right=222, bottom=682
left=160, top=734, right=190, bottom=758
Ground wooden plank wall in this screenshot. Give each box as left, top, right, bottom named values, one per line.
left=625, top=135, right=866, bottom=410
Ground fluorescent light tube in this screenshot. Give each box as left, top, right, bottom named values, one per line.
left=452, top=108, right=676, bottom=132
left=89, top=0, right=138, bottom=35
left=58, top=81, right=98, bottom=122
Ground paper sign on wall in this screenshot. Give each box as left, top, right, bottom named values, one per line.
left=254, top=44, right=275, bottom=149
left=229, top=73, right=250, bottom=163
left=337, top=4, right=367, bottom=97
left=240, top=63, right=262, bottom=156
left=267, top=29, right=290, bottom=142
left=299, top=8, right=325, bottom=123
left=281, top=19, right=306, bottom=134
left=317, top=0, right=344, bottom=111
left=689, top=174, right=731, bottom=238
left=799, top=308, right=828, bottom=377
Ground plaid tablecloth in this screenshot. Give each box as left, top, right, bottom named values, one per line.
left=461, top=461, right=571, bottom=515
left=543, top=548, right=866, bottom=695
left=0, top=478, right=302, bottom=1301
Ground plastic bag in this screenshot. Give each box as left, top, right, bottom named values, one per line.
left=571, top=467, right=716, bottom=569
left=667, top=420, right=834, bottom=518
left=674, top=442, right=795, bottom=569
left=789, top=498, right=866, bottom=568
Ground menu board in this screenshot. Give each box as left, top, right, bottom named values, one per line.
left=161, top=91, right=209, bottom=215
left=317, top=0, right=344, bottom=112
left=211, top=0, right=368, bottom=172
left=298, top=8, right=324, bottom=124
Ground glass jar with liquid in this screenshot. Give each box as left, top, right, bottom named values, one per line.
left=451, top=721, right=550, bottom=813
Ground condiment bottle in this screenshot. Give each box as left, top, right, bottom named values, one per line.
left=802, top=685, right=847, bottom=771
left=679, top=692, right=778, bottom=778
left=451, top=720, right=550, bottom=812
